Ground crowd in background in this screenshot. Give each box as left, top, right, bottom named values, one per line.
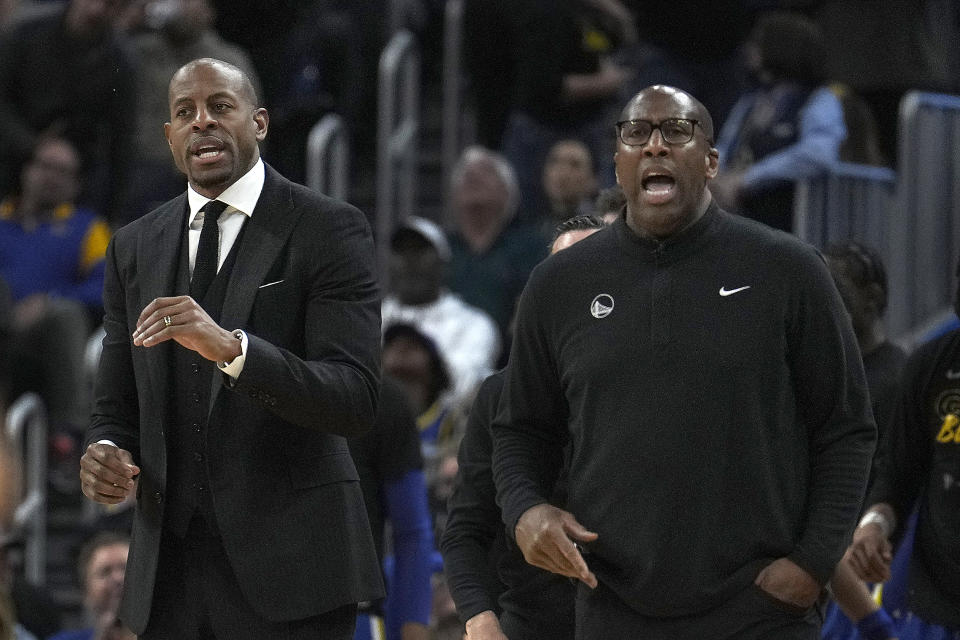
left=0, top=0, right=957, bottom=638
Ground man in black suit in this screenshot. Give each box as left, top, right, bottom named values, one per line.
left=79, top=57, right=383, bottom=639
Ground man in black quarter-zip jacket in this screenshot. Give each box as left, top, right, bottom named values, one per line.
left=491, top=85, right=876, bottom=640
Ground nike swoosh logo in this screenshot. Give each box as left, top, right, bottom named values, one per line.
left=946, top=369, right=960, bottom=380
left=719, top=286, right=751, bottom=297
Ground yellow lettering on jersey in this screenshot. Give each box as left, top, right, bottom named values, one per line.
left=936, top=413, right=960, bottom=443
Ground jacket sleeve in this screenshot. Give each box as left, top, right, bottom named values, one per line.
left=228, top=198, right=381, bottom=437
left=785, top=246, right=876, bottom=584
left=866, top=339, right=940, bottom=535
left=491, top=267, right=567, bottom=536
left=441, top=373, right=507, bottom=623
left=85, top=238, right=141, bottom=460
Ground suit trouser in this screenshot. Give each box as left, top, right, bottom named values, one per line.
left=575, top=580, right=823, bottom=640
left=140, top=515, right=357, bottom=640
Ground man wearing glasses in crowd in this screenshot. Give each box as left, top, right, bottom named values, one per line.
left=491, top=85, right=876, bottom=639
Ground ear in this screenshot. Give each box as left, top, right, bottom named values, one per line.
left=253, top=108, right=269, bottom=141
left=705, top=147, right=719, bottom=179
left=614, top=151, right=621, bottom=185
left=164, top=122, right=172, bottom=146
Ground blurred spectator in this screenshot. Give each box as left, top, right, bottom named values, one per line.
left=0, top=277, right=10, bottom=410
left=829, top=83, right=885, bottom=167
left=811, top=0, right=959, bottom=165
left=711, top=11, right=846, bottom=233
left=846, top=261, right=960, bottom=636
left=825, top=242, right=907, bottom=441
left=0, top=0, right=134, bottom=226
left=382, top=217, right=500, bottom=410
left=820, top=242, right=906, bottom=640
left=0, top=137, right=109, bottom=443
left=0, top=436, right=19, bottom=540
left=502, top=0, right=631, bottom=221
left=462, top=0, right=514, bottom=149
left=122, top=0, right=261, bottom=221
left=48, top=532, right=134, bottom=640
left=349, top=376, right=434, bottom=640
left=446, top=147, right=546, bottom=352
left=269, top=2, right=362, bottom=186
left=0, top=0, right=16, bottom=29
left=542, top=139, right=598, bottom=224
left=618, top=0, right=756, bottom=132
left=593, top=184, right=625, bottom=223
left=440, top=215, right=606, bottom=640
left=382, top=323, right=460, bottom=464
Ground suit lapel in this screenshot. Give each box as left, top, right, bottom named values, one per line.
left=210, top=166, right=301, bottom=411
left=139, top=195, right=187, bottom=416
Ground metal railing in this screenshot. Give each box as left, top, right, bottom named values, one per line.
left=793, top=162, right=896, bottom=251
left=5, top=393, right=47, bottom=586
left=306, top=113, right=350, bottom=201
left=440, top=0, right=465, bottom=227
left=887, top=91, right=960, bottom=338
left=376, top=29, right=420, bottom=278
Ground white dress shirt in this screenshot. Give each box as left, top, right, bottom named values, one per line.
left=97, top=160, right=265, bottom=448
left=186, top=158, right=265, bottom=378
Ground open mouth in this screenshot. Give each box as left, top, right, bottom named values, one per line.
left=190, top=137, right=225, bottom=162
left=641, top=171, right=677, bottom=203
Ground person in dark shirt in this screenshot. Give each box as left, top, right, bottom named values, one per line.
left=349, top=376, right=433, bottom=640
left=492, top=85, right=875, bottom=640
left=847, top=262, right=960, bottom=637
left=710, top=11, right=846, bottom=233
left=0, top=0, right=135, bottom=225
left=821, top=242, right=906, bottom=640
left=441, top=215, right=606, bottom=640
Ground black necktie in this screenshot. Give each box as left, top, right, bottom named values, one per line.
left=191, top=199, right=228, bottom=301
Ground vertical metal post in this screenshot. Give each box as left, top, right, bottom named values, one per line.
left=5, top=393, right=47, bottom=586
left=377, top=30, right=421, bottom=283
left=307, top=114, right=350, bottom=201
left=440, top=0, right=465, bottom=227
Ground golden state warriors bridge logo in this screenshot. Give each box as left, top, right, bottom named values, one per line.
left=590, top=294, right=614, bottom=319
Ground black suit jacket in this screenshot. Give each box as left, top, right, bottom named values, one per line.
left=86, top=164, right=385, bottom=632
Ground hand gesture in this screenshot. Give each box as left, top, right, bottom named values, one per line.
left=514, top=503, right=598, bottom=588
left=464, top=611, right=508, bottom=640
left=754, top=557, right=821, bottom=610
left=846, top=521, right=893, bottom=583
left=80, top=443, right=140, bottom=505
left=132, top=296, right=241, bottom=363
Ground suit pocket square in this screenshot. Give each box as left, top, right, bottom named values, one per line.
left=258, top=279, right=285, bottom=289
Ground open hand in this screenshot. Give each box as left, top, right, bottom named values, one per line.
left=515, top=503, right=598, bottom=588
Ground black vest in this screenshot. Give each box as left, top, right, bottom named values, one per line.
left=164, top=213, right=246, bottom=538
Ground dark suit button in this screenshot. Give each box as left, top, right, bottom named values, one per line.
left=191, top=393, right=201, bottom=404
left=193, top=423, right=201, bottom=433
left=194, top=452, right=204, bottom=462
left=249, top=389, right=258, bottom=398
left=191, top=363, right=201, bottom=373
left=269, top=398, right=277, bottom=407
left=153, top=492, right=163, bottom=504
left=197, top=485, right=205, bottom=492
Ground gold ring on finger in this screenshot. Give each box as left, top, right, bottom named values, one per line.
left=163, top=315, right=172, bottom=327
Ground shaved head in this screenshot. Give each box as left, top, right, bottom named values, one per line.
left=621, top=85, right=714, bottom=143
left=169, top=58, right=259, bottom=108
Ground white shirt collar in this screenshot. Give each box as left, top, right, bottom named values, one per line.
left=186, top=158, right=265, bottom=223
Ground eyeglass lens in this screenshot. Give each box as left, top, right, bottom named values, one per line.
left=620, top=119, right=695, bottom=145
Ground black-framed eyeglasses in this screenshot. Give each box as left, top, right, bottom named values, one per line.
left=616, top=118, right=701, bottom=146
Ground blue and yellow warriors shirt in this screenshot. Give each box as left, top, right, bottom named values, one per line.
left=0, top=198, right=110, bottom=310
left=867, top=327, right=960, bottom=629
